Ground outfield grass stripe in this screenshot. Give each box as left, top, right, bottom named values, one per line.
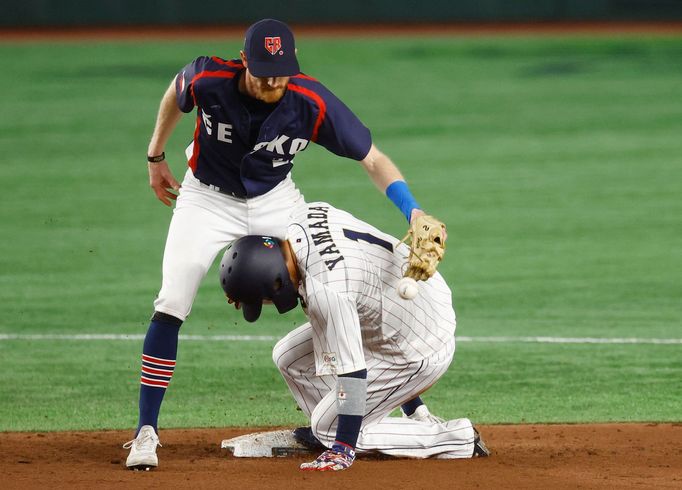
left=459, top=336, right=682, bottom=345
left=0, top=333, right=680, bottom=344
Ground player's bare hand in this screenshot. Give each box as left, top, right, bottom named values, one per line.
left=148, top=161, right=181, bottom=206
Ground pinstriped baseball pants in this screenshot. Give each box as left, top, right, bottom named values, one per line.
left=273, top=324, right=475, bottom=458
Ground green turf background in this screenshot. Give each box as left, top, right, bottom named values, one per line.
left=0, top=35, right=680, bottom=431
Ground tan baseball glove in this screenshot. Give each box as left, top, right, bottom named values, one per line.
left=401, top=215, right=447, bottom=281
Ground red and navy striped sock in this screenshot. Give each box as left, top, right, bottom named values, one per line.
left=136, top=313, right=182, bottom=435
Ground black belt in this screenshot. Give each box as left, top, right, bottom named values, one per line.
left=196, top=179, right=246, bottom=199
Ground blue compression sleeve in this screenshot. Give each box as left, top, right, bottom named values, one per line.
left=385, top=180, right=420, bottom=222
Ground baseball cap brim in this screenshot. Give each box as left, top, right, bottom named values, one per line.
left=247, top=58, right=300, bottom=78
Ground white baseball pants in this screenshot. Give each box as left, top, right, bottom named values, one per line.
left=273, top=324, right=475, bottom=458
left=153, top=169, right=305, bottom=320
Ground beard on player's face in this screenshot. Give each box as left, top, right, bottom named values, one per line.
left=244, top=70, right=289, bottom=103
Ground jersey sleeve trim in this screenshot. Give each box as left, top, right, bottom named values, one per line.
left=189, top=70, right=237, bottom=106
left=286, top=83, right=327, bottom=142
left=292, top=73, right=318, bottom=82
left=210, top=57, right=244, bottom=69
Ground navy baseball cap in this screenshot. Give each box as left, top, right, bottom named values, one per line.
left=244, top=19, right=299, bottom=78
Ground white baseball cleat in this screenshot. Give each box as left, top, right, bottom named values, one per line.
left=123, top=425, right=162, bottom=470
left=405, top=404, right=445, bottom=424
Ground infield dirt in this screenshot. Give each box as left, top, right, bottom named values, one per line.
left=1, top=423, right=680, bottom=489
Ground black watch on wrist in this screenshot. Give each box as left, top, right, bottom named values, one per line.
left=147, top=152, right=165, bottom=163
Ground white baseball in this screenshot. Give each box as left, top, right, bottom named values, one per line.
left=397, top=277, right=419, bottom=300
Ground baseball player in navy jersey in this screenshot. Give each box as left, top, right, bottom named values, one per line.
left=124, top=18, right=439, bottom=470
left=219, top=203, right=490, bottom=471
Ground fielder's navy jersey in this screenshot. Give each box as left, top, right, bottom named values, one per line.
left=175, top=56, right=372, bottom=197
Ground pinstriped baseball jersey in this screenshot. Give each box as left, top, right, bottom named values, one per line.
left=287, top=203, right=456, bottom=376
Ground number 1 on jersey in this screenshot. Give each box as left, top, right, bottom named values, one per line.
left=342, top=229, right=393, bottom=252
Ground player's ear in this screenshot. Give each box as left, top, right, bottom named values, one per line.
left=240, top=50, right=248, bottom=67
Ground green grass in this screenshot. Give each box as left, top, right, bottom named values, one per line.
left=0, top=35, right=681, bottom=431
left=1, top=339, right=679, bottom=431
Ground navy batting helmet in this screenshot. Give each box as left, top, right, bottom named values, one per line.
left=219, top=236, right=299, bottom=322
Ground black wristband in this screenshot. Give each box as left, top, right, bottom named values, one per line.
left=147, top=152, right=165, bottom=163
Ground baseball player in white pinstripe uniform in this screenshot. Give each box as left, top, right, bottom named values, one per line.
left=220, top=202, right=489, bottom=471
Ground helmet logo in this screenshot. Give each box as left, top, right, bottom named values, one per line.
left=264, top=37, right=282, bottom=55
left=262, top=237, right=276, bottom=249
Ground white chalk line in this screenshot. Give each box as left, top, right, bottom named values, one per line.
left=0, top=333, right=680, bottom=344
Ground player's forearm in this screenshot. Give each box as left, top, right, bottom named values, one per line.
left=361, top=144, right=421, bottom=222
left=360, top=144, right=405, bottom=193
left=148, top=78, right=184, bottom=156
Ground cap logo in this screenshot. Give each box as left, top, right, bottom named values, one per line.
left=264, top=36, right=282, bottom=55
left=262, top=237, right=276, bottom=249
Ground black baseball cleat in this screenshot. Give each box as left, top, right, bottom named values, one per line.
left=292, top=426, right=326, bottom=451
left=472, top=427, right=491, bottom=457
